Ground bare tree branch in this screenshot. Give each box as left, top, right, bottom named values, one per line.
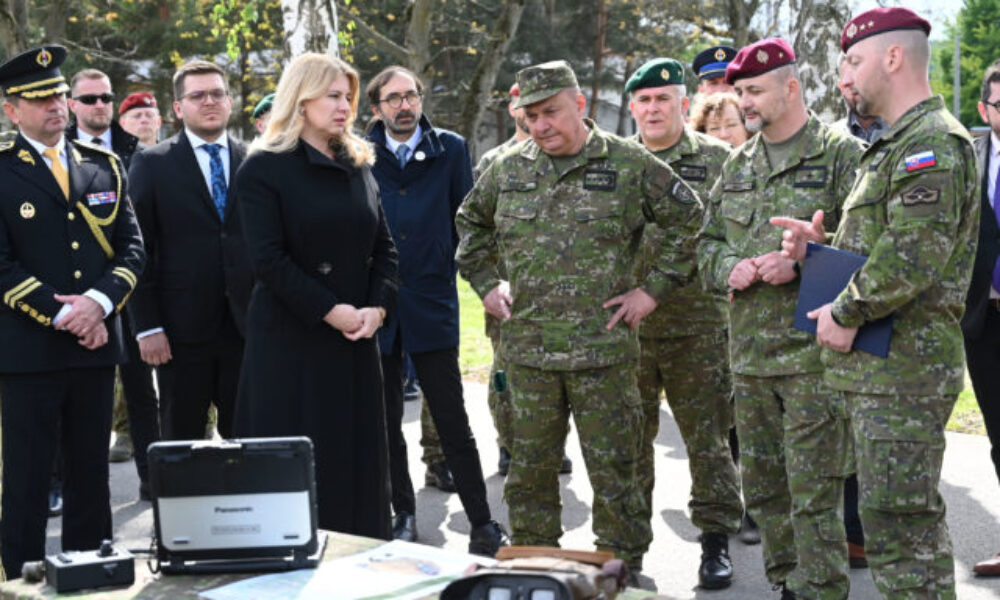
left=335, top=0, right=409, bottom=62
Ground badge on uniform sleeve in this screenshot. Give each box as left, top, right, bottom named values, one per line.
left=86, top=191, right=117, bottom=206
left=904, top=150, right=936, bottom=172
left=901, top=185, right=940, bottom=206
left=20, top=202, right=35, bottom=219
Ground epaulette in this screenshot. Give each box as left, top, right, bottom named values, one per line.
left=71, top=137, right=116, bottom=156
left=0, top=140, right=14, bottom=152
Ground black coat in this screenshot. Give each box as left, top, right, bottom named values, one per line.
left=962, top=133, right=998, bottom=340
left=65, top=120, right=140, bottom=170
left=127, top=131, right=253, bottom=344
left=232, top=140, right=398, bottom=539
left=0, top=134, right=146, bottom=373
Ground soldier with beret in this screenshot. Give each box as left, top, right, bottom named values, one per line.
left=119, top=91, right=162, bottom=148
left=0, top=45, right=145, bottom=577
left=624, top=57, right=742, bottom=589
left=692, top=45, right=737, bottom=97
left=250, top=92, right=274, bottom=135
left=774, top=8, right=979, bottom=598
left=456, top=60, right=702, bottom=581
left=698, top=38, right=864, bottom=599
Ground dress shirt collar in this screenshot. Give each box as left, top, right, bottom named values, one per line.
left=21, top=130, right=66, bottom=161
left=992, top=131, right=1000, bottom=160
left=185, top=127, right=229, bottom=151
left=77, top=126, right=112, bottom=148
left=384, top=124, right=422, bottom=156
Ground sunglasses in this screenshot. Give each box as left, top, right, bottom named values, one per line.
left=984, top=99, right=1000, bottom=111
left=73, top=93, right=115, bottom=105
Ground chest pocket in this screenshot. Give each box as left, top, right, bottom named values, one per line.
left=719, top=196, right=755, bottom=228
left=573, top=201, right=625, bottom=240
left=496, top=184, right=540, bottom=241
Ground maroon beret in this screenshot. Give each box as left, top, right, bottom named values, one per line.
left=509, top=83, right=519, bottom=97
left=725, top=38, right=796, bottom=85
left=118, top=91, right=157, bottom=116
left=841, top=7, right=931, bottom=52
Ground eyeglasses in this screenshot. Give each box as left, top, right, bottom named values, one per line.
left=181, top=89, right=229, bottom=104
left=984, top=99, right=1000, bottom=111
left=378, top=91, right=422, bottom=109
left=73, top=93, right=114, bottom=105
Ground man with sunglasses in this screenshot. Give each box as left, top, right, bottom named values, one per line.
left=63, top=69, right=160, bottom=507
left=128, top=60, right=252, bottom=445
left=365, top=65, right=506, bottom=556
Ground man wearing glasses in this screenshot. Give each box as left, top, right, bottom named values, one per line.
left=964, top=59, right=1000, bottom=578
left=127, top=60, right=252, bottom=443
left=365, top=66, right=506, bottom=556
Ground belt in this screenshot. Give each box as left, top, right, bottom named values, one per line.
left=989, top=298, right=1000, bottom=312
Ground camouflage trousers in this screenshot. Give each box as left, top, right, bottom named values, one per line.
left=846, top=391, right=956, bottom=599
left=505, top=361, right=650, bottom=567
left=733, top=372, right=851, bottom=600
left=419, top=400, right=445, bottom=466
left=636, top=330, right=741, bottom=534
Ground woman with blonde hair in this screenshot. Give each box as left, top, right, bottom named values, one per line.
left=233, top=53, right=398, bottom=538
left=690, top=92, right=750, bottom=148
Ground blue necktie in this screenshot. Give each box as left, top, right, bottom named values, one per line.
left=204, top=143, right=227, bottom=220
left=991, top=164, right=1000, bottom=290
left=396, top=144, right=410, bottom=168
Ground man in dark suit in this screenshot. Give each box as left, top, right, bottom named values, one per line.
left=128, top=60, right=252, bottom=441
left=0, top=45, right=145, bottom=577
left=964, top=60, right=1000, bottom=578
left=63, top=68, right=159, bottom=502
left=366, top=66, right=505, bottom=555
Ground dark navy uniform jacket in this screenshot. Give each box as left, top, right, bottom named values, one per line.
left=368, top=115, right=473, bottom=354
left=0, top=133, right=146, bottom=372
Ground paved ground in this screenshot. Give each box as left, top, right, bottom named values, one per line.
left=45, top=382, right=1000, bottom=599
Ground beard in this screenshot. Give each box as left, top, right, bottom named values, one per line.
left=744, top=112, right=766, bottom=133
left=80, top=112, right=112, bottom=134
left=385, top=110, right=419, bottom=136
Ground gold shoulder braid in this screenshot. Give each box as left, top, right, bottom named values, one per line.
left=73, top=154, right=122, bottom=259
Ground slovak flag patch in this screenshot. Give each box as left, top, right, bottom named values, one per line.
left=904, top=151, right=936, bottom=172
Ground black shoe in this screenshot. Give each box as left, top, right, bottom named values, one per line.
left=403, top=380, right=421, bottom=401
left=48, top=489, right=63, bottom=518
left=139, top=481, right=151, bottom=502
left=425, top=462, right=456, bottom=492
left=498, top=447, right=511, bottom=476
left=468, top=520, right=508, bottom=557
left=559, top=454, right=573, bottom=474
left=392, top=511, right=418, bottom=542
left=698, top=532, right=733, bottom=589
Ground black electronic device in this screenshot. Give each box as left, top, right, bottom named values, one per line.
left=147, top=437, right=323, bottom=574
left=38, top=540, right=134, bottom=593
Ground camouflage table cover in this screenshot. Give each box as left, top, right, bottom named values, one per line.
left=0, top=532, right=663, bottom=599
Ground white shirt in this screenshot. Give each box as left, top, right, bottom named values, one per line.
left=77, top=126, right=112, bottom=149
left=384, top=124, right=422, bottom=164
left=20, top=130, right=113, bottom=322
left=989, top=131, right=1000, bottom=210
left=185, top=128, right=231, bottom=192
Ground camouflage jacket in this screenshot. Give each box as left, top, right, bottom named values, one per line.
left=698, top=114, right=864, bottom=376
left=475, top=135, right=524, bottom=181
left=631, top=128, right=729, bottom=339
left=456, top=120, right=702, bottom=370
left=825, top=95, right=979, bottom=395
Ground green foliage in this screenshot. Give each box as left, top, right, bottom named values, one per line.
left=935, top=0, right=1000, bottom=128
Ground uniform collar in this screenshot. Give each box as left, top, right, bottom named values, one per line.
left=519, top=118, right=607, bottom=179
left=876, top=95, right=944, bottom=144
left=737, top=112, right=827, bottom=178
left=20, top=130, right=65, bottom=157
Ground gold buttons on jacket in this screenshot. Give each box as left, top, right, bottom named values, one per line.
left=71, top=241, right=80, bottom=250
left=73, top=270, right=82, bottom=279
left=67, top=212, right=75, bottom=220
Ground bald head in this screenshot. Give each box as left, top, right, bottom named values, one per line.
left=874, top=29, right=930, bottom=76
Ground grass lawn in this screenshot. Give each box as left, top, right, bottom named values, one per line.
left=456, top=277, right=986, bottom=435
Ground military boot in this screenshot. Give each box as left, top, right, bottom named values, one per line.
left=698, top=532, right=733, bottom=589
left=497, top=447, right=511, bottom=476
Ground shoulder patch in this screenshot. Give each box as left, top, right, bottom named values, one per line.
left=903, top=150, right=936, bottom=172
left=0, top=141, right=14, bottom=152
left=671, top=180, right=696, bottom=204
left=71, top=138, right=115, bottom=156
left=900, top=184, right=940, bottom=207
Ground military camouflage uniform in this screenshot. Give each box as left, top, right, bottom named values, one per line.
left=698, top=114, right=863, bottom=598
left=630, top=129, right=742, bottom=536
left=824, top=96, right=978, bottom=599
left=476, top=135, right=525, bottom=454
left=457, top=121, right=701, bottom=567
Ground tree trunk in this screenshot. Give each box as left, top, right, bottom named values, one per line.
left=0, top=0, right=28, bottom=58
left=792, top=0, right=850, bottom=122
left=43, top=0, right=70, bottom=43
left=282, top=0, right=339, bottom=60
left=588, top=0, right=607, bottom=120
left=404, top=0, right=435, bottom=113
left=616, top=56, right=634, bottom=136
left=455, top=0, right=526, bottom=146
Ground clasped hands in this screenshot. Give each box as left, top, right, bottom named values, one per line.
left=53, top=293, right=107, bottom=350
left=768, top=210, right=858, bottom=353
left=324, top=303, right=386, bottom=341
left=483, top=281, right=658, bottom=331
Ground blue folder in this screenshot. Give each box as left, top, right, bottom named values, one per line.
left=793, top=242, right=894, bottom=358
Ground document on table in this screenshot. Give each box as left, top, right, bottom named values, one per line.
left=199, top=540, right=496, bottom=600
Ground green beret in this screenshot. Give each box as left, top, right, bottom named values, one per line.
left=514, top=60, right=579, bottom=109
left=624, top=58, right=684, bottom=94
left=251, top=93, right=275, bottom=121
